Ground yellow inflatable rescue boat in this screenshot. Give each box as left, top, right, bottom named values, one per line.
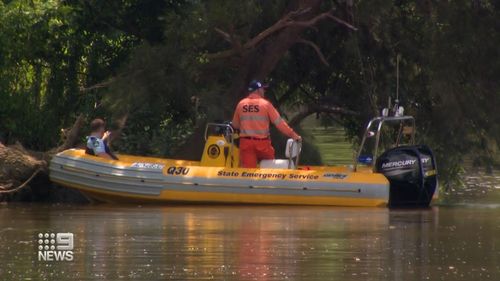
left=50, top=115, right=438, bottom=207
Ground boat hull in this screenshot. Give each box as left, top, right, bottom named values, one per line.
left=49, top=149, right=390, bottom=207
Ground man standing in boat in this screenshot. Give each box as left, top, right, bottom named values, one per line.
left=232, top=80, right=301, bottom=168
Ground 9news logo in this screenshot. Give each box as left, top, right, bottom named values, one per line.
left=37, top=232, right=74, bottom=262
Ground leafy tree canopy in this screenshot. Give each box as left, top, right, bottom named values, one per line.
left=1, top=0, right=499, bottom=183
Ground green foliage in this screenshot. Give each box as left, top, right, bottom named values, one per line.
left=1, top=0, right=499, bottom=184
left=117, top=107, right=194, bottom=157
left=269, top=1, right=500, bottom=181
left=0, top=0, right=164, bottom=149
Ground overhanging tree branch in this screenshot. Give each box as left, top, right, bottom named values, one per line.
left=297, top=39, right=329, bottom=66
left=214, top=27, right=243, bottom=52
left=214, top=27, right=232, bottom=43
left=79, top=78, right=117, bottom=92
left=208, top=8, right=357, bottom=60
left=325, top=14, right=357, bottom=31
left=79, top=69, right=145, bottom=92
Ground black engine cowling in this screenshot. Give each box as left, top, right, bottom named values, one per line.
left=375, top=145, right=438, bottom=208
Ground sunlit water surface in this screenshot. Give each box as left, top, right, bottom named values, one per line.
left=0, top=171, right=499, bottom=280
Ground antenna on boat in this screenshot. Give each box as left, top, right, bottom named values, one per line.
left=396, top=54, right=400, bottom=102
left=381, top=55, right=404, bottom=117
left=392, top=54, right=404, bottom=117
left=392, top=55, right=400, bottom=114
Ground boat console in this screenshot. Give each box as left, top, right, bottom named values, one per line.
left=202, top=123, right=302, bottom=170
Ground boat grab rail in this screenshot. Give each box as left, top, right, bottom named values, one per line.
left=287, top=140, right=302, bottom=169
left=354, top=115, right=415, bottom=172
left=204, top=123, right=234, bottom=141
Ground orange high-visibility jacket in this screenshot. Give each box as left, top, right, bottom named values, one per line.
left=232, top=93, right=299, bottom=139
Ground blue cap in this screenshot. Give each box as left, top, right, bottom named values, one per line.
left=247, top=80, right=268, bottom=92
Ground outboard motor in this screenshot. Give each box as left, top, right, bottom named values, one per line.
left=375, top=145, right=438, bottom=208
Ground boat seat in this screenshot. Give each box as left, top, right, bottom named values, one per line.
left=259, top=159, right=295, bottom=169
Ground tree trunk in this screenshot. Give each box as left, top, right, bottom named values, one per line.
left=0, top=143, right=46, bottom=192
left=224, top=0, right=324, bottom=113
left=171, top=122, right=206, bottom=160
left=173, top=0, right=330, bottom=160
left=1, top=116, right=86, bottom=200
left=0, top=143, right=45, bottom=179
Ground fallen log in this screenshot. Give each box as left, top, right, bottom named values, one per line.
left=0, top=142, right=46, bottom=187
left=0, top=115, right=86, bottom=201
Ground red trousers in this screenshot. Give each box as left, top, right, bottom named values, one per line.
left=239, top=138, right=275, bottom=168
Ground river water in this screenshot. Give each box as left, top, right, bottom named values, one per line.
left=0, top=171, right=499, bottom=281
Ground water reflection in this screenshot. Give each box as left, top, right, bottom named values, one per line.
left=444, top=171, right=500, bottom=207
left=0, top=201, right=499, bottom=280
